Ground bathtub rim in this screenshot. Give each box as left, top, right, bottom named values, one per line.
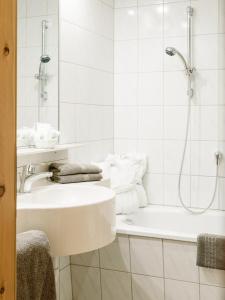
left=116, top=205, right=225, bottom=243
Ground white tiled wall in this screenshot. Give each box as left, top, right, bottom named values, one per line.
left=114, top=0, right=225, bottom=211
left=59, top=0, right=114, bottom=163
left=53, top=256, right=73, bottom=300
left=70, top=234, right=225, bottom=300
left=17, top=0, right=59, bottom=129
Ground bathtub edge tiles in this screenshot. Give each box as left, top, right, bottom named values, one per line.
left=99, top=235, right=131, bottom=272
left=130, top=236, right=164, bottom=277
left=163, top=239, right=199, bottom=283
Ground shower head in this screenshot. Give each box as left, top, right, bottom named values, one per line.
left=165, top=47, right=189, bottom=74
left=165, top=47, right=177, bottom=56
left=40, top=54, right=51, bottom=63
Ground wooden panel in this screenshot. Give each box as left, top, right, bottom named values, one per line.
left=0, top=0, right=17, bottom=299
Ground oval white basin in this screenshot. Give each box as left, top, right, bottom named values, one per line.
left=17, top=184, right=116, bottom=256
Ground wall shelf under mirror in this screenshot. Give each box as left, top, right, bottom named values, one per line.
left=17, top=143, right=83, bottom=157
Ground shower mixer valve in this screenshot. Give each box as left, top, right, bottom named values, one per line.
left=215, top=152, right=223, bottom=166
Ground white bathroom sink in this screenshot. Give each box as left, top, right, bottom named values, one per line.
left=17, top=183, right=116, bottom=256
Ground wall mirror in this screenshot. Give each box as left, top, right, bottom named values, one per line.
left=17, top=0, right=59, bottom=149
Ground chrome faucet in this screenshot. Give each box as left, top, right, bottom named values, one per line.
left=19, top=164, right=53, bottom=193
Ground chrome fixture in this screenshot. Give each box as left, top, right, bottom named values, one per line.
left=165, top=46, right=195, bottom=97
left=165, top=47, right=193, bottom=76
left=165, top=6, right=223, bottom=215
left=35, top=20, right=51, bottom=103
left=19, top=164, right=53, bottom=193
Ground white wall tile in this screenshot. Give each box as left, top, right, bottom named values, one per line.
left=137, top=140, right=164, bottom=173
left=18, top=19, right=27, bottom=47
left=194, top=70, right=218, bottom=106
left=165, top=279, right=199, bottom=300
left=164, top=240, right=199, bottom=283
left=164, top=106, right=188, bottom=140
left=200, top=267, right=225, bottom=288
left=164, top=2, right=188, bottom=37
left=218, top=106, right=225, bottom=141
left=138, top=106, right=163, bottom=139
left=219, top=0, right=225, bottom=33
left=59, top=256, right=70, bottom=270
left=60, top=63, right=113, bottom=105
left=130, top=237, right=163, bottom=277
left=115, top=7, right=137, bottom=40
left=164, top=174, right=191, bottom=207
left=114, top=106, right=138, bottom=138
left=218, top=70, right=225, bottom=105
left=53, top=257, right=60, bottom=270
left=100, top=2, right=114, bottom=39
left=143, top=173, right=164, bottom=204
left=53, top=270, right=60, bottom=300
left=191, top=175, right=219, bottom=209
left=193, top=35, right=218, bottom=70
left=114, top=139, right=137, bottom=153
left=101, top=269, right=132, bottom=300
left=191, top=106, right=218, bottom=141
left=27, top=0, right=48, bottom=17
left=218, top=34, right=225, bottom=69
left=139, top=38, right=163, bottom=72
left=164, top=140, right=190, bottom=175
left=60, top=103, right=77, bottom=143
left=71, top=266, right=101, bottom=300
left=190, top=141, right=219, bottom=177
left=60, top=266, right=73, bottom=300
left=114, top=74, right=138, bottom=106
left=39, top=106, right=59, bottom=129
left=18, top=0, right=27, bottom=18
left=115, top=40, right=138, bottom=73
left=100, top=235, right=130, bottom=272
left=60, top=21, right=113, bottom=72
left=71, top=250, right=100, bottom=267
left=138, top=72, right=163, bottom=105
left=218, top=177, right=225, bottom=210
left=200, top=285, right=225, bottom=300
left=48, top=0, right=58, bottom=15
left=139, top=5, right=163, bottom=38
left=191, top=0, right=219, bottom=35
left=132, top=274, right=164, bottom=300
left=164, top=71, right=188, bottom=106
left=115, top=0, right=137, bottom=8
left=139, top=0, right=163, bottom=5
left=102, top=0, right=114, bottom=8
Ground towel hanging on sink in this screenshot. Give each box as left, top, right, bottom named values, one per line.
left=17, top=230, right=56, bottom=300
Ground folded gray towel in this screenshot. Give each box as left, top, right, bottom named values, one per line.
left=17, top=230, right=56, bottom=300
left=197, top=233, right=225, bottom=270
left=49, top=162, right=102, bottom=176
left=52, top=173, right=103, bottom=184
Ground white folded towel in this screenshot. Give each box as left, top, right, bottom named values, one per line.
left=94, top=153, right=148, bottom=214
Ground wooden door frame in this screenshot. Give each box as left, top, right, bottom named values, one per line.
left=0, top=0, right=17, bottom=299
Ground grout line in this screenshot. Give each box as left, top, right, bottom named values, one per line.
left=136, top=0, right=140, bottom=153
left=98, top=249, right=103, bottom=300
left=114, top=67, right=225, bottom=74
left=60, top=102, right=114, bottom=107
left=59, top=60, right=113, bottom=75
left=162, top=240, right=166, bottom=300
left=128, top=236, right=134, bottom=300
left=162, top=0, right=166, bottom=207
left=60, top=18, right=114, bottom=42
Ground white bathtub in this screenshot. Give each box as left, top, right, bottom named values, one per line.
left=116, top=205, right=225, bottom=242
